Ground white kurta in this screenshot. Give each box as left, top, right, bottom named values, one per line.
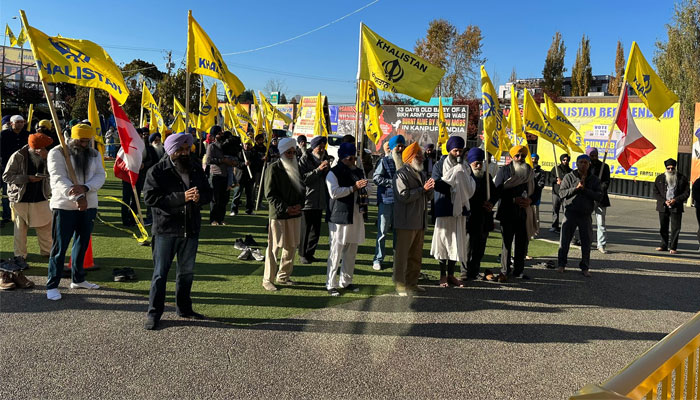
left=430, top=162, right=475, bottom=262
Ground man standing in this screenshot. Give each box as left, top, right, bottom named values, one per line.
left=325, top=142, right=367, bottom=296
left=230, top=139, right=260, bottom=216
left=693, top=177, right=700, bottom=252
left=149, top=132, right=165, bottom=160
left=2, top=132, right=55, bottom=288
left=262, top=137, right=305, bottom=291
left=35, top=119, right=59, bottom=151
left=549, top=153, right=571, bottom=233
left=206, top=129, right=236, bottom=226
left=372, top=134, right=405, bottom=271
left=423, top=143, right=437, bottom=175
left=430, top=136, right=474, bottom=287
left=295, top=135, right=307, bottom=159
left=143, top=133, right=212, bottom=330
left=1, top=115, right=29, bottom=226
left=531, top=153, right=546, bottom=236
left=298, top=136, right=330, bottom=264
left=393, top=142, right=434, bottom=296
left=461, top=147, right=496, bottom=282
left=557, top=155, right=602, bottom=277
left=653, top=158, right=690, bottom=254
left=494, top=145, right=536, bottom=282
left=45, top=124, right=106, bottom=301
left=587, top=147, right=611, bottom=253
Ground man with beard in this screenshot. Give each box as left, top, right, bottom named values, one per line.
left=143, top=133, right=212, bottom=330
left=206, top=129, right=236, bottom=226
left=2, top=132, right=55, bottom=289
left=494, top=145, right=536, bottom=282
left=393, top=142, right=434, bottom=296
left=230, top=138, right=260, bottom=216
left=298, top=136, right=330, bottom=264
left=1, top=115, right=29, bottom=227
left=653, top=158, right=690, bottom=254
left=262, top=137, right=305, bottom=291
left=295, top=135, right=307, bottom=159
left=325, top=142, right=367, bottom=296
left=461, top=147, right=497, bottom=282
left=149, top=132, right=165, bottom=160
left=557, top=155, right=603, bottom=276
left=587, top=147, right=611, bottom=253
left=45, top=124, right=106, bottom=301
left=549, top=153, right=572, bottom=233
left=430, top=136, right=475, bottom=287
left=372, top=134, right=405, bottom=271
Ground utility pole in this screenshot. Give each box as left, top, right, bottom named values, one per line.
left=165, top=50, right=174, bottom=75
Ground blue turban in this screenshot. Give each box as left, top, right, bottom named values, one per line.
left=446, top=136, right=464, bottom=152
left=388, top=135, right=405, bottom=150
left=309, top=136, right=326, bottom=150
left=209, top=125, right=222, bottom=137
left=577, top=154, right=591, bottom=163
left=148, top=132, right=160, bottom=143
left=531, top=153, right=539, bottom=160
left=164, top=133, right=194, bottom=156
left=338, top=142, right=356, bottom=160
left=467, top=147, right=484, bottom=164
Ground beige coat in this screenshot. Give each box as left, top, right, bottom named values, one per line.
left=393, top=164, right=433, bottom=230
left=2, top=145, right=51, bottom=203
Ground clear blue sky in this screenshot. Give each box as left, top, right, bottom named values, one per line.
left=2, top=0, right=676, bottom=104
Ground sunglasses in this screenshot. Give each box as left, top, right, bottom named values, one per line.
left=666, top=166, right=675, bottom=170
left=513, top=153, right=526, bottom=159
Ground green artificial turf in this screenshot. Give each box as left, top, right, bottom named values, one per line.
left=0, top=160, right=558, bottom=325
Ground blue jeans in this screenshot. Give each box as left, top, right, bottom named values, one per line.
left=594, top=206, right=607, bottom=248
left=147, top=235, right=199, bottom=320
left=373, top=202, right=394, bottom=263
left=46, top=208, right=97, bottom=289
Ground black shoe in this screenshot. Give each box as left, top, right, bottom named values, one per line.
left=328, top=288, right=341, bottom=297
left=245, top=209, right=253, bottom=215
left=343, top=284, right=360, bottom=293
left=243, top=234, right=258, bottom=247
left=299, top=257, right=311, bottom=265
left=144, top=318, right=159, bottom=330
left=177, top=311, right=205, bottom=320
left=515, top=273, right=531, bottom=280
left=233, top=239, right=247, bottom=251
left=307, top=255, right=317, bottom=262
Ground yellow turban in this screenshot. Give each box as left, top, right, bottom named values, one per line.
left=509, top=145, right=526, bottom=158
left=71, top=123, right=95, bottom=140
left=402, top=142, right=420, bottom=164
left=38, top=119, right=52, bottom=130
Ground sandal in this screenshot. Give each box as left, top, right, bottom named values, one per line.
left=439, top=276, right=448, bottom=288
left=447, top=276, right=463, bottom=287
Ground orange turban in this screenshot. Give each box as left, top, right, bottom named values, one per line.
left=402, top=142, right=420, bottom=164
left=509, top=145, right=526, bottom=158
left=28, top=133, right=54, bottom=149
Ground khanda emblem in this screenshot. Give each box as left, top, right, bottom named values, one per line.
left=48, top=38, right=91, bottom=63
left=210, top=46, right=224, bottom=74
left=382, top=59, right=404, bottom=83
left=367, top=85, right=379, bottom=107
left=481, top=92, right=503, bottom=131
left=201, top=103, right=212, bottom=116
left=633, top=74, right=652, bottom=98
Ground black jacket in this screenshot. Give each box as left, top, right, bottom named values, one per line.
left=590, top=159, right=611, bottom=208
left=494, top=164, right=535, bottom=222
left=143, top=155, right=212, bottom=237
left=467, top=171, right=497, bottom=234
left=693, top=178, right=700, bottom=207
left=298, top=150, right=331, bottom=211
left=550, top=164, right=572, bottom=195
left=431, top=155, right=470, bottom=218
left=559, top=170, right=603, bottom=216
left=532, top=165, right=546, bottom=205
left=653, top=173, right=690, bottom=213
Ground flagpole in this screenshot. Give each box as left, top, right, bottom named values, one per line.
left=139, top=80, right=145, bottom=128
left=185, top=72, right=191, bottom=128
left=552, top=142, right=560, bottom=181
left=255, top=102, right=274, bottom=211
left=599, top=81, right=627, bottom=179
left=482, top=116, right=491, bottom=199
left=358, top=83, right=367, bottom=169
left=131, top=184, right=145, bottom=229
left=19, top=11, right=78, bottom=184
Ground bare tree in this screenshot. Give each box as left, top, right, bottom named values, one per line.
left=263, top=78, right=287, bottom=96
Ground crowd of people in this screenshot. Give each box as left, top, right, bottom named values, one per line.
left=1, top=114, right=700, bottom=330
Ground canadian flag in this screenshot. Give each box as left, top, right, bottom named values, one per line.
left=110, top=95, right=144, bottom=186
left=615, top=84, right=656, bottom=170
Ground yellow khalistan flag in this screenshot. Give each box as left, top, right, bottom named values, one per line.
left=313, top=92, right=329, bottom=139
left=141, top=83, right=164, bottom=132
left=171, top=113, right=186, bottom=133
left=357, top=80, right=383, bottom=144
left=523, top=89, right=567, bottom=152
left=186, top=11, right=245, bottom=101
left=198, top=82, right=218, bottom=133
left=259, top=91, right=293, bottom=126
left=5, top=25, right=17, bottom=46
left=509, top=86, right=532, bottom=167
left=625, top=41, right=678, bottom=120
left=20, top=10, right=129, bottom=104
left=173, top=97, right=187, bottom=118
left=358, top=23, right=445, bottom=102
left=437, top=97, right=449, bottom=152
left=481, top=66, right=506, bottom=158
left=88, top=88, right=105, bottom=168
left=252, top=93, right=264, bottom=137
left=543, top=93, right=585, bottom=153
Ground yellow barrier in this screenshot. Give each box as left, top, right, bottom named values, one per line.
left=571, top=311, right=700, bottom=399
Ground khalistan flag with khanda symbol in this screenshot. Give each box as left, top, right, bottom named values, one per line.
left=357, top=23, right=445, bottom=102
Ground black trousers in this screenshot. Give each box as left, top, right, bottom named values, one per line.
left=121, top=180, right=141, bottom=226
left=462, top=228, right=489, bottom=280
left=209, top=175, right=230, bottom=224
left=551, top=192, right=562, bottom=228
left=696, top=207, right=700, bottom=245
left=231, top=179, right=254, bottom=213
left=658, top=210, right=682, bottom=250
left=500, top=216, right=529, bottom=277
left=299, top=209, right=322, bottom=259
left=558, top=210, right=593, bottom=270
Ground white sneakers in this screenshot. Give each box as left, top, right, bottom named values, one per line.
left=372, top=262, right=381, bottom=271
left=69, top=281, right=100, bottom=290
left=46, top=288, right=62, bottom=301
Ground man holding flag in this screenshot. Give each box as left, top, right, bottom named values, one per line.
left=45, top=124, right=105, bottom=301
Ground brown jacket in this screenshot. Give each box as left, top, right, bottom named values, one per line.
left=393, top=164, right=433, bottom=230
left=2, top=145, right=51, bottom=203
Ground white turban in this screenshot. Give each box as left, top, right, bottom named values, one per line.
left=277, top=137, right=295, bottom=155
